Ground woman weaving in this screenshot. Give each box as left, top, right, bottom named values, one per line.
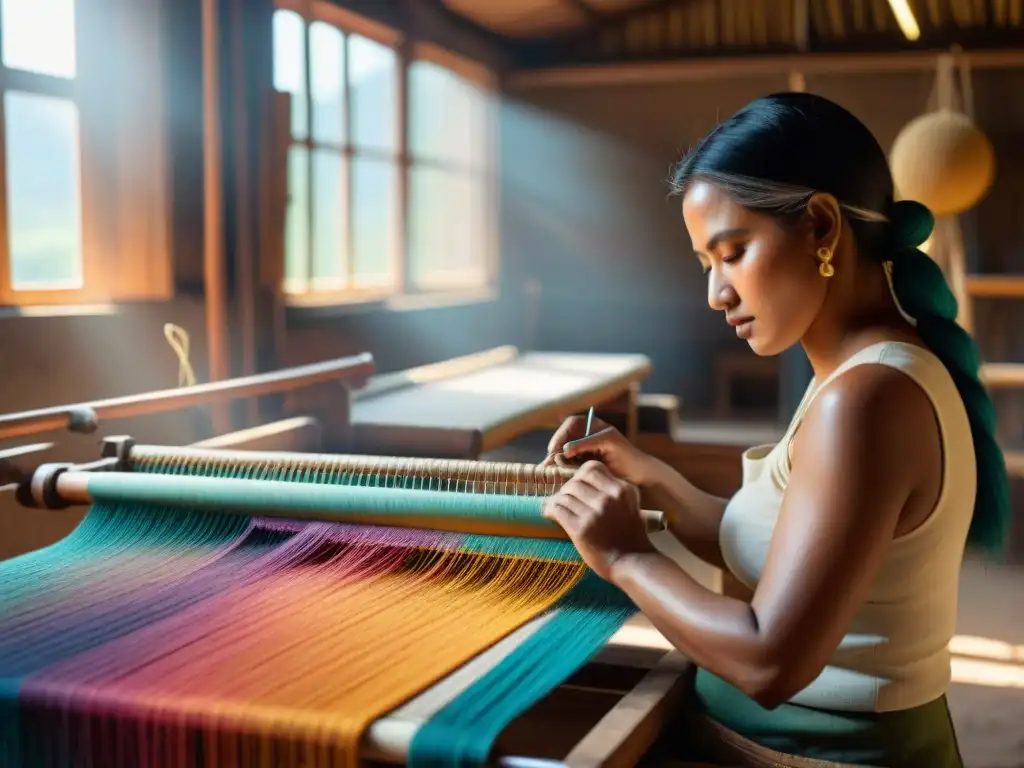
left=541, top=93, right=1009, bottom=768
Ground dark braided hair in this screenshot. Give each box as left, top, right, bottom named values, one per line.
left=671, top=92, right=1009, bottom=557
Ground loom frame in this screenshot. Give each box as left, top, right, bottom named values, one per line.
left=1, top=350, right=715, bottom=766
left=362, top=617, right=692, bottom=768
left=0, top=353, right=374, bottom=443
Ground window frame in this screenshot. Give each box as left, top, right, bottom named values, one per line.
left=0, top=1, right=172, bottom=308
left=274, top=0, right=499, bottom=309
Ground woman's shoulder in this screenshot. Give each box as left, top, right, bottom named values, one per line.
left=799, top=360, right=939, bottom=485
left=809, top=359, right=937, bottom=439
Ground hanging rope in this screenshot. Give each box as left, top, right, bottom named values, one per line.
left=163, top=323, right=197, bottom=388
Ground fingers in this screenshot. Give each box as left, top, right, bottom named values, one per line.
left=544, top=495, right=585, bottom=533
left=573, top=460, right=619, bottom=493
left=562, top=426, right=621, bottom=460
left=558, top=474, right=608, bottom=509
left=546, top=415, right=587, bottom=456
left=574, top=461, right=641, bottom=508
left=539, top=450, right=575, bottom=469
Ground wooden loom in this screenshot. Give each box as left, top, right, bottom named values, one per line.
left=0, top=350, right=697, bottom=768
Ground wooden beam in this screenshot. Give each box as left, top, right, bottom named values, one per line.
left=563, top=652, right=693, bottom=768
left=191, top=416, right=323, bottom=452
left=201, top=0, right=230, bottom=431
left=0, top=354, right=374, bottom=441
left=507, top=48, right=1024, bottom=87
left=981, top=363, right=1024, bottom=389
left=965, top=274, right=1024, bottom=298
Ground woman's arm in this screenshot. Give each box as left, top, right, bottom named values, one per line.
left=549, top=364, right=936, bottom=708
left=637, top=455, right=731, bottom=570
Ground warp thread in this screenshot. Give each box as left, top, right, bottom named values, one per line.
left=0, top=458, right=636, bottom=768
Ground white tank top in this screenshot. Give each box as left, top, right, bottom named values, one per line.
left=719, top=341, right=976, bottom=713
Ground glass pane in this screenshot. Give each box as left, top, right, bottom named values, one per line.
left=351, top=156, right=395, bottom=287
left=309, top=21, right=344, bottom=144
left=409, top=61, right=482, bottom=166
left=311, top=148, right=346, bottom=286
left=349, top=35, right=397, bottom=153
left=272, top=9, right=307, bottom=140
left=1, top=0, right=76, bottom=78
left=408, top=167, right=486, bottom=288
left=283, top=145, right=309, bottom=291
left=468, top=86, right=492, bottom=173
left=5, top=91, right=82, bottom=290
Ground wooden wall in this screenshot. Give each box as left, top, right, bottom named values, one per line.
left=0, top=0, right=518, bottom=560
left=502, top=66, right=1024, bottom=427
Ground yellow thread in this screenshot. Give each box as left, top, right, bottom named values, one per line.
left=10, top=457, right=597, bottom=766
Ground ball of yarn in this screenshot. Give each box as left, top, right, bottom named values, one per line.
left=890, top=110, right=995, bottom=217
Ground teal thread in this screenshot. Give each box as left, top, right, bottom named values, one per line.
left=888, top=201, right=1010, bottom=557
left=408, top=571, right=636, bottom=768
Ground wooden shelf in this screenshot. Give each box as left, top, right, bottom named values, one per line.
left=980, top=363, right=1024, bottom=389
left=1005, top=451, right=1024, bottom=478
left=965, top=275, right=1024, bottom=298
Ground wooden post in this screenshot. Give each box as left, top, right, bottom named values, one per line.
left=201, top=0, right=232, bottom=433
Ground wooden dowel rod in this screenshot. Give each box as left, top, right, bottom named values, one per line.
left=0, top=354, right=375, bottom=440
left=37, top=470, right=667, bottom=539
left=127, top=444, right=577, bottom=484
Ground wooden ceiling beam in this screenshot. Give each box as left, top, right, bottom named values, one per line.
left=507, top=47, right=1024, bottom=88
left=531, top=0, right=684, bottom=45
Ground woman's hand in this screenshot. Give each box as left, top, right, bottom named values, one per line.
left=541, top=415, right=652, bottom=486
left=544, top=461, right=658, bottom=580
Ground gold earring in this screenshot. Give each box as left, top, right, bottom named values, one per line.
left=816, top=246, right=835, bottom=278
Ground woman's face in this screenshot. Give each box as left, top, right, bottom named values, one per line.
left=682, top=180, right=828, bottom=356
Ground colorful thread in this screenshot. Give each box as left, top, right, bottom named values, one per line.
left=0, top=456, right=637, bottom=767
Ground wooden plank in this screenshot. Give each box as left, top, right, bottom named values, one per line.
left=965, top=274, right=1024, bottom=298
left=191, top=416, right=322, bottom=452
left=354, top=346, right=519, bottom=401
left=564, top=651, right=693, bottom=768
left=1005, top=451, right=1024, bottom=478
left=980, top=363, right=1024, bottom=389
left=351, top=351, right=652, bottom=458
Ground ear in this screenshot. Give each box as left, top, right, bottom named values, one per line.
left=804, top=193, right=843, bottom=253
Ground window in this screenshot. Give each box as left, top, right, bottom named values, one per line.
left=408, top=57, right=494, bottom=290
left=0, top=0, right=169, bottom=307
left=0, top=0, right=83, bottom=302
left=272, top=2, right=496, bottom=305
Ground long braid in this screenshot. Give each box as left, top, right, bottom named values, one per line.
left=886, top=202, right=1010, bottom=557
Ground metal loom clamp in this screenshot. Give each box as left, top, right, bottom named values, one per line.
left=100, top=435, right=137, bottom=469
left=4, top=436, right=134, bottom=510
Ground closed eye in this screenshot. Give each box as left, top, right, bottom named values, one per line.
left=701, top=247, right=746, bottom=276
left=723, top=247, right=746, bottom=264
